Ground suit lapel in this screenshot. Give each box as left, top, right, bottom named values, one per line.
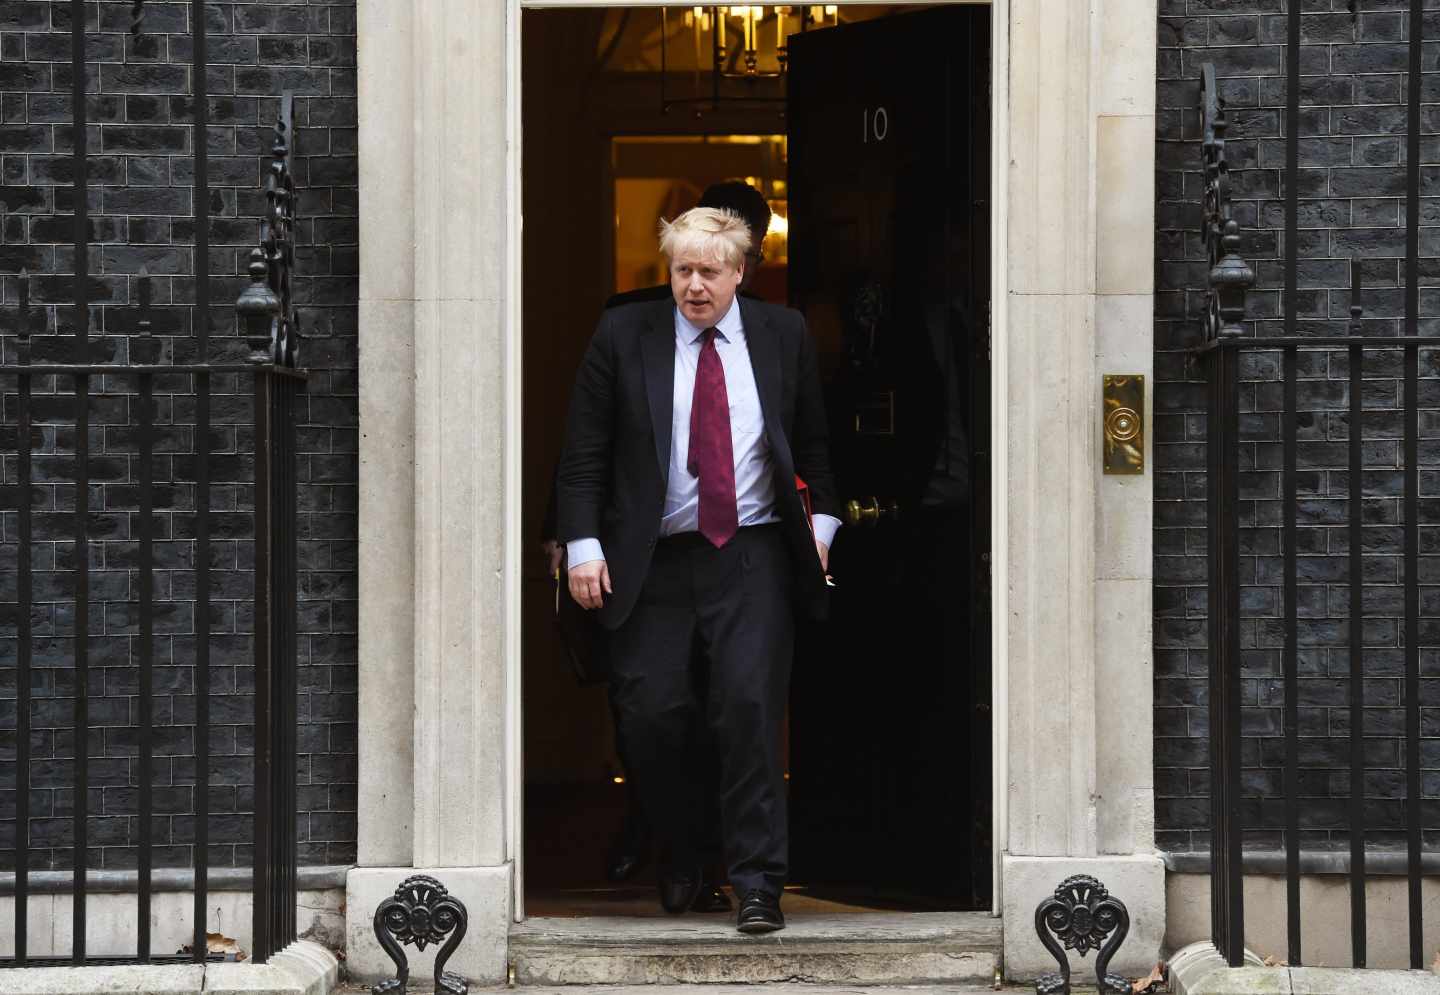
left=639, top=301, right=675, bottom=485
left=741, top=297, right=783, bottom=444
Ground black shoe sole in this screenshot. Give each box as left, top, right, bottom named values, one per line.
left=736, top=917, right=785, bottom=934
left=659, top=870, right=703, bottom=914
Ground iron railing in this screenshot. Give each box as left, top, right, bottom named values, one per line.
left=1, top=0, right=303, bottom=967
left=1197, top=0, right=1430, bottom=971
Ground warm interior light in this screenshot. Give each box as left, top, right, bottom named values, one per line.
left=768, top=211, right=789, bottom=239
left=612, top=776, right=625, bottom=784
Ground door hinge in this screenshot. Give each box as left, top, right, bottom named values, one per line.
left=986, top=300, right=992, bottom=361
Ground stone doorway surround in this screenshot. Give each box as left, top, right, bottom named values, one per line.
left=349, top=0, right=1162, bottom=984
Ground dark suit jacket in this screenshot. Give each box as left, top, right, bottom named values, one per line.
left=539, top=285, right=762, bottom=541
left=557, top=295, right=840, bottom=630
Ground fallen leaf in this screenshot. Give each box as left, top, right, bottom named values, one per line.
left=1432, top=950, right=1440, bottom=974
left=178, top=932, right=248, bottom=962
left=209, top=932, right=242, bottom=954
left=1261, top=954, right=1287, bottom=967
left=1133, top=962, right=1166, bottom=993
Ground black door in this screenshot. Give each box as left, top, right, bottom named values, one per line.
left=786, top=6, right=992, bottom=908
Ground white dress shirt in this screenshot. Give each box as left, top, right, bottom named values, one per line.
left=567, top=299, right=841, bottom=568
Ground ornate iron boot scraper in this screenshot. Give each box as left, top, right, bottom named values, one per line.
left=1033, top=875, right=1130, bottom=995
left=372, top=875, right=469, bottom=995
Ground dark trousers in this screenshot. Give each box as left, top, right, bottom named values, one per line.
left=610, top=672, right=727, bottom=860
left=608, top=523, right=795, bottom=898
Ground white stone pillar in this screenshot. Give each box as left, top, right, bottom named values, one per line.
left=1000, top=0, right=1164, bottom=981
left=348, top=0, right=513, bottom=984
left=355, top=0, right=415, bottom=874
left=1093, top=0, right=1160, bottom=866
left=407, top=0, right=509, bottom=874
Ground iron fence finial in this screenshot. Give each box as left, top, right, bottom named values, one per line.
left=1201, top=63, right=1253, bottom=342
left=236, top=91, right=300, bottom=370
left=238, top=247, right=281, bottom=363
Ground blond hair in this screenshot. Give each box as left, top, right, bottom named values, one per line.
left=658, top=206, right=752, bottom=269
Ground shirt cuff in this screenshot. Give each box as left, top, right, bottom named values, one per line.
left=566, top=538, right=605, bottom=569
left=811, top=514, right=841, bottom=549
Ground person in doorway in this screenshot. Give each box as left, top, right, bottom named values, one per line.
left=539, top=181, right=775, bottom=900
left=603, top=180, right=773, bottom=309
left=556, top=207, right=840, bottom=934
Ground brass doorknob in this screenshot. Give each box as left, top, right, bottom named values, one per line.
left=846, top=496, right=881, bottom=528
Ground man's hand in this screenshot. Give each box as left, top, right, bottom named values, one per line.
left=568, top=559, right=612, bottom=610
left=542, top=540, right=564, bottom=577
left=815, top=538, right=829, bottom=573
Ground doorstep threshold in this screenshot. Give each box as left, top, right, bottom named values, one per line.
left=512, top=910, right=1002, bottom=945
left=509, top=911, right=1002, bottom=985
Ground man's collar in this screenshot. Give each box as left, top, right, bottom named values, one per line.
left=675, top=297, right=742, bottom=344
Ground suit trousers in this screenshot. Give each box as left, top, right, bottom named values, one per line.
left=608, top=523, right=795, bottom=898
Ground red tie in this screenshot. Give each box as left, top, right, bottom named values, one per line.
left=688, top=328, right=739, bottom=548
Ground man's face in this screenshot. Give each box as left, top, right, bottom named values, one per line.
left=670, top=251, right=744, bottom=328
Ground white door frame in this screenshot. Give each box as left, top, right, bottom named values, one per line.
left=502, top=0, right=1011, bottom=921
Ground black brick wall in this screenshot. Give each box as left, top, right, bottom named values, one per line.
left=1157, top=0, right=1440, bottom=852
left=0, top=1, right=357, bottom=870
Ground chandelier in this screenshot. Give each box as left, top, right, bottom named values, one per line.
left=659, top=5, right=839, bottom=115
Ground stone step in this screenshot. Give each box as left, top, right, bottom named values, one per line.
left=507, top=988, right=1018, bottom=994
left=344, top=988, right=1023, bottom=994
left=508, top=912, right=1003, bottom=986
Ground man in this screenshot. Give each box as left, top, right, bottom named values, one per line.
left=540, top=181, right=774, bottom=896
left=557, top=207, right=840, bottom=934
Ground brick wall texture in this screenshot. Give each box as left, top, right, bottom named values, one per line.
left=1157, top=0, right=1440, bottom=853
left=0, top=1, right=358, bottom=871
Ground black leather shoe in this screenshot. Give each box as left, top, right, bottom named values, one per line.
left=605, top=829, right=651, bottom=882
left=736, top=890, right=784, bottom=934
left=690, top=876, right=732, bottom=914
left=659, top=865, right=703, bottom=914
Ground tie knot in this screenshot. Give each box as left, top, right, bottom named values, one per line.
left=702, top=327, right=718, bottom=345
